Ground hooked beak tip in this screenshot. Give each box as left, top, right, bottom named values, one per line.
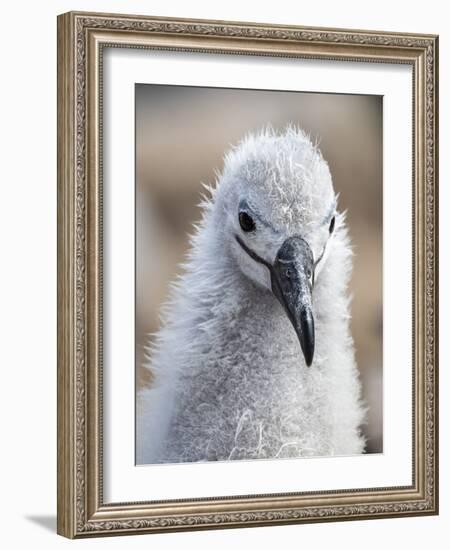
left=304, top=350, right=314, bottom=367
left=297, top=306, right=315, bottom=367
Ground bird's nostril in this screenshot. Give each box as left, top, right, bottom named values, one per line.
left=286, top=269, right=291, bottom=278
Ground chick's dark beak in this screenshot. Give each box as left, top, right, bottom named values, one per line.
left=271, top=236, right=315, bottom=367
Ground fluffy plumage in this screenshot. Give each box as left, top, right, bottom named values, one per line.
left=137, top=126, right=366, bottom=464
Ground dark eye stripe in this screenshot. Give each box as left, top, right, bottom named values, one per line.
left=235, top=235, right=272, bottom=270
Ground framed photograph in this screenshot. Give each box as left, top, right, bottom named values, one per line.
left=57, top=11, right=439, bottom=538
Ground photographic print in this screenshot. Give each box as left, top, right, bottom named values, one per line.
left=135, top=85, right=383, bottom=465
left=58, top=12, right=437, bottom=537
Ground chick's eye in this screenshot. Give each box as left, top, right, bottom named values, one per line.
left=329, top=216, right=335, bottom=234
left=239, top=211, right=255, bottom=232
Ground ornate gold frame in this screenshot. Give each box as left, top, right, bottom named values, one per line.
left=57, top=11, right=439, bottom=538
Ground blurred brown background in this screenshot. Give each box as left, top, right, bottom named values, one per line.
left=136, top=84, right=383, bottom=453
